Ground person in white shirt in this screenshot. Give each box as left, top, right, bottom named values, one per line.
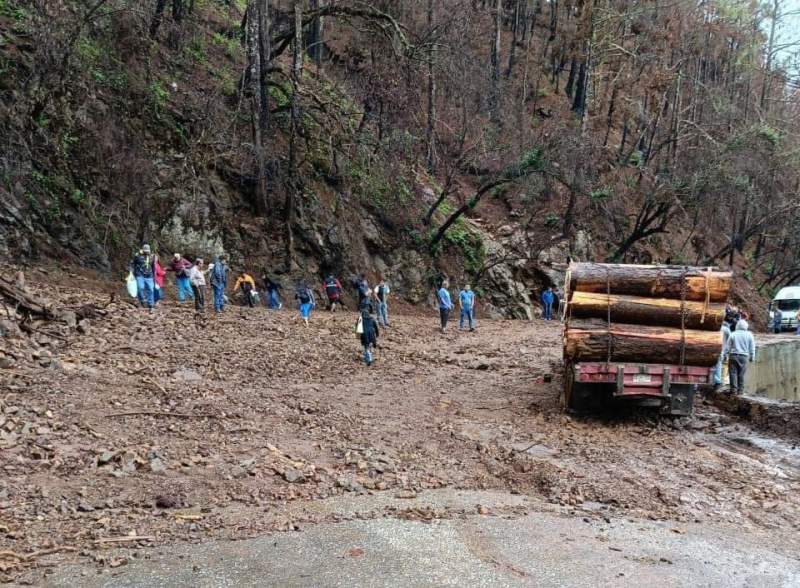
left=188, top=259, right=206, bottom=313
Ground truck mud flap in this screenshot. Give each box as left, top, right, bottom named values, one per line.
left=662, top=384, right=696, bottom=417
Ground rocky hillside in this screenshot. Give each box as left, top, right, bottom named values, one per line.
left=2, top=1, right=799, bottom=320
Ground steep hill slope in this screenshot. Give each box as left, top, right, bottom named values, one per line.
left=2, top=0, right=797, bottom=320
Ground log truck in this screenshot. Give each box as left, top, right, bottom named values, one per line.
left=562, top=263, right=732, bottom=416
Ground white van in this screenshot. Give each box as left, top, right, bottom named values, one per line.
left=768, top=286, right=800, bottom=331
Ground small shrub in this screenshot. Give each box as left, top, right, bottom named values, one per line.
left=590, top=186, right=613, bottom=201
left=544, top=212, right=560, bottom=227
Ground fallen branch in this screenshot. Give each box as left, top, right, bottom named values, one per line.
left=0, top=546, right=78, bottom=561
left=106, top=411, right=223, bottom=419
left=93, top=536, right=154, bottom=545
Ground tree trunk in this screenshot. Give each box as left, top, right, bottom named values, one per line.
left=246, top=0, right=269, bottom=213
left=565, top=57, right=577, bottom=98
left=504, top=0, right=520, bottom=77
left=425, top=0, right=436, bottom=173
left=309, top=0, right=324, bottom=66
left=564, top=320, right=722, bottom=366
left=568, top=263, right=732, bottom=303
left=569, top=292, right=725, bottom=330
left=571, top=59, right=586, bottom=113
left=285, top=3, right=303, bottom=272
left=150, top=0, right=168, bottom=37
left=489, top=0, right=502, bottom=124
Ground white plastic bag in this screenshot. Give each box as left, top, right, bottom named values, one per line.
left=126, top=272, right=138, bottom=298
left=355, top=316, right=364, bottom=335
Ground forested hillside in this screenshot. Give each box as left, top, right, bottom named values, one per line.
left=2, top=0, right=799, bottom=318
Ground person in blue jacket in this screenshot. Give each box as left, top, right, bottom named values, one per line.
left=541, top=286, right=555, bottom=321
left=459, top=284, right=476, bottom=331
left=437, top=280, right=453, bottom=334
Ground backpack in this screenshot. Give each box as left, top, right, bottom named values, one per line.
left=326, top=279, right=339, bottom=298
left=298, top=288, right=311, bottom=304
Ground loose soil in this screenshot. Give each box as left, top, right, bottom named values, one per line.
left=1, top=269, right=799, bottom=583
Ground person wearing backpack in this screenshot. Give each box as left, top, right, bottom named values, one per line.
left=295, top=282, right=315, bottom=326
left=437, top=279, right=453, bottom=334
left=168, top=253, right=194, bottom=303
left=373, top=277, right=391, bottom=327
left=359, top=305, right=380, bottom=366
left=210, top=255, right=229, bottom=313
left=323, top=275, right=344, bottom=312
left=130, top=244, right=156, bottom=310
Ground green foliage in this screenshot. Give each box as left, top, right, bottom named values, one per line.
left=758, top=125, right=780, bottom=147
left=268, top=82, right=292, bottom=109
left=518, top=148, right=544, bottom=173
left=445, top=223, right=485, bottom=275
left=0, top=0, right=28, bottom=21
left=215, top=69, right=238, bottom=97
left=186, top=36, right=208, bottom=63
left=212, top=32, right=242, bottom=60
left=628, top=150, right=643, bottom=167
left=590, top=185, right=613, bottom=201
left=150, top=81, right=169, bottom=112
left=544, top=212, right=560, bottom=227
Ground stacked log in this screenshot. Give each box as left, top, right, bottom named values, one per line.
left=569, top=292, right=725, bottom=330
left=568, top=263, right=732, bottom=302
left=564, top=320, right=722, bottom=366
left=564, top=263, right=732, bottom=367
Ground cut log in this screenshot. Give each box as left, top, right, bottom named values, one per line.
left=567, top=263, right=731, bottom=303
left=569, top=292, right=725, bottom=330
left=0, top=275, right=57, bottom=319
left=564, top=320, right=722, bottom=366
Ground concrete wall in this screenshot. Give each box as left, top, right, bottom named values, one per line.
left=745, top=336, right=800, bottom=401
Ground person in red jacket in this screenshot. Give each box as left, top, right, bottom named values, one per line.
left=153, top=256, right=166, bottom=306
left=323, top=275, right=345, bottom=312
left=167, top=253, right=194, bottom=303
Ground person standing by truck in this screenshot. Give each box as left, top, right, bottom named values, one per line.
left=541, top=286, right=555, bottom=321
left=723, top=319, right=756, bottom=394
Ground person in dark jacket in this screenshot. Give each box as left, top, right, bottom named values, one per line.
left=323, top=275, right=345, bottom=312
left=262, top=273, right=283, bottom=309
left=131, top=244, right=156, bottom=310
left=360, top=306, right=380, bottom=366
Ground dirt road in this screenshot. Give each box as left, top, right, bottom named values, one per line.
left=1, top=272, right=800, bottom=584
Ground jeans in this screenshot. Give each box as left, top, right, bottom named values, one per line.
left=212, top=284, right=226, bottom=312
left=440, top=307, right=450, bottom=330
left=192, top=284, right=205, bottom=312
left=241, top=284, right=254, bottom=307
left=268, top=289, right=281, bottom=309
left=176, top=276, right=194, bottom=302
left=729, top=354, right=748, bottom=393
left=543, top=303, right=553, bottom=320
left=135, top=276, right=155, bottom=308
left=300, top=302, right=313, bottom=319
left=377, top=302, right=389, bottom=325
left=460, top=307, right=474, bottom=329
left=363, top=345, right=374, bottom=365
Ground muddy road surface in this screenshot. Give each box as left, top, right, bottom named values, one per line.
left=1, top=271, right=799, bottom=585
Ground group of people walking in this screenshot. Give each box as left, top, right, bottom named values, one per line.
left=131, top=245, right=570, bottom=367
left=129, top=246, right=230, bottom=313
